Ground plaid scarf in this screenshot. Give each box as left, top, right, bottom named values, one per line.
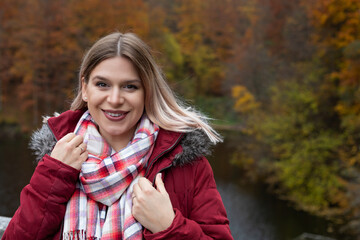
left=63, top=110, right=159, bottom=240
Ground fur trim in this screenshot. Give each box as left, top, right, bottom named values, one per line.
left=42, top=112, right=59, bottom=124
left=173, top=129, right=214, bottom=166
left=29, top=124, right=57, bottom=163
left=29, top=124, right=214, bottom=165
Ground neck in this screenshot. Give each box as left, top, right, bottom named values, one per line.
left=100, top=127, right=136, bottom=152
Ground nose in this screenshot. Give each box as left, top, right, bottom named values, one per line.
left=108, top=88, right=124, bottom=105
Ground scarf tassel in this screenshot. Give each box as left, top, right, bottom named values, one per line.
left=63, top=230, right=90, bottom=240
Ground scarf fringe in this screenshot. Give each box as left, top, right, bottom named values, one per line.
left=63, top=230, right=91, bottom=240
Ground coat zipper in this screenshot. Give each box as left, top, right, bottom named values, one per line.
left=145, top=133, right=184, bottom=179
left=151, top=164, right=173, bottom=186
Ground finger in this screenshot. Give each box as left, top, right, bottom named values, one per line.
left=73, top=145, right=84, bottom=155
left=78, top=143, right=87, bottom=153
left=58, top=133, right=76, bottom=143
left=131, top=192, right=137, bottom=203
left=79, top=150, right=88, bottom=161
left=71, top=150, right=87, bottom=170
left=133, top=183, right=141, bottom=196
left=132, top=196, right=137, bottom=206
left=138, top=177, right=152, bottom=189
left=155, top=173, right=166, bottom=194
left=69, top=135, right=84, bottom=147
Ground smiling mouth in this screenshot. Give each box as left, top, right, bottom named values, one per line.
left=107, top=112, right=124, bottom=117
left=103, top=110, right=128, bottom=121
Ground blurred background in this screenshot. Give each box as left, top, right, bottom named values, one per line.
left=0, top=0, right=360, bottom=239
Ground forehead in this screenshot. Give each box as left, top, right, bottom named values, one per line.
left=90, top=57, right=140, bottom=80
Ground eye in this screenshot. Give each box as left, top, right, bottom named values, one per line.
left=124, top=84, right=139, bottom=90
left=95, top=82, right=108, bottom=88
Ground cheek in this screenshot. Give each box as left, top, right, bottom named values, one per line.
left=134, top=93, right=145, bottom=110
left=138, top=99, right=145, bottom=112
left=86, top=90, right=103, bottom=104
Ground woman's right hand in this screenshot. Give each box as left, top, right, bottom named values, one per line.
left=50, top=133, right=87, bottom=170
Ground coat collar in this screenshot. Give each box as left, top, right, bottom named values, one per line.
left=47, top=109, right=85, bottom=141
left=46, top=109, right=185, bottom=159
left=30, top=110, right=214, bottom=168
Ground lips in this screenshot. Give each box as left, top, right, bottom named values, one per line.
left=103, top=110, right=128, bottom=121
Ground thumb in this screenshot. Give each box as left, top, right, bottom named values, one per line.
left=155, top=173, right=167, bottom=194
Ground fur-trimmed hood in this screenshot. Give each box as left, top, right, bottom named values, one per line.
left=29, top=120, right=214, bottom=167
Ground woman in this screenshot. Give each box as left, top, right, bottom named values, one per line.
left=2, top=32, right=233, bottom=239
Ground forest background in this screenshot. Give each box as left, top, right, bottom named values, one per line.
left=1, top=0, right=360, bottom=237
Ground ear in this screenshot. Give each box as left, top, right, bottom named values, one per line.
left=81, top=77, right=88, bottom=102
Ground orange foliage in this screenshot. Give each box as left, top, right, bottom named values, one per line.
left=310, top=0, right=360, bottom=49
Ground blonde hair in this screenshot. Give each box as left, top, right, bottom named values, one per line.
left=71, top=32, right=222, bottom=143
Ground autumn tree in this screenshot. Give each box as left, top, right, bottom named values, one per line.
left=174, top=0, right=225, bottom=98
left=230, top=0, right=359, bottom=216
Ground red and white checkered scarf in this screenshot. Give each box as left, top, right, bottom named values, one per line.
left=63, top=110, right=159, bottom=240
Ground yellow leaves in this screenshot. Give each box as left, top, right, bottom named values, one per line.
left=231, top=85, right=260, bottom=114
left=334, top=103, right=347, bottom=115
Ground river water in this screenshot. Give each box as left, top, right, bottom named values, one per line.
left=0, top=132, right=345, bottom=240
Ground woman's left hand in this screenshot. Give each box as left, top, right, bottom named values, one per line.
left=132, top=173, right=175, bottom=233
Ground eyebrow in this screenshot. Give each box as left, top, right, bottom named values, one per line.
left=91, top=75, right=142, bottom=84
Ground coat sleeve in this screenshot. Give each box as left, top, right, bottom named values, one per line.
left=1, top=155, right=80, bottom=240
left=143, top=157, right=233, bottom=240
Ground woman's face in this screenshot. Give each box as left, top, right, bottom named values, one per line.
left=82, top=56, right=145, bottom=150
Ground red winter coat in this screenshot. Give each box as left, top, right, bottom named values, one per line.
left=2, top=110, right=233, bottom=240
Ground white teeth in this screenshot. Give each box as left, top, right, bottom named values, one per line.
left=106, top=112, right=123, bottom=117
